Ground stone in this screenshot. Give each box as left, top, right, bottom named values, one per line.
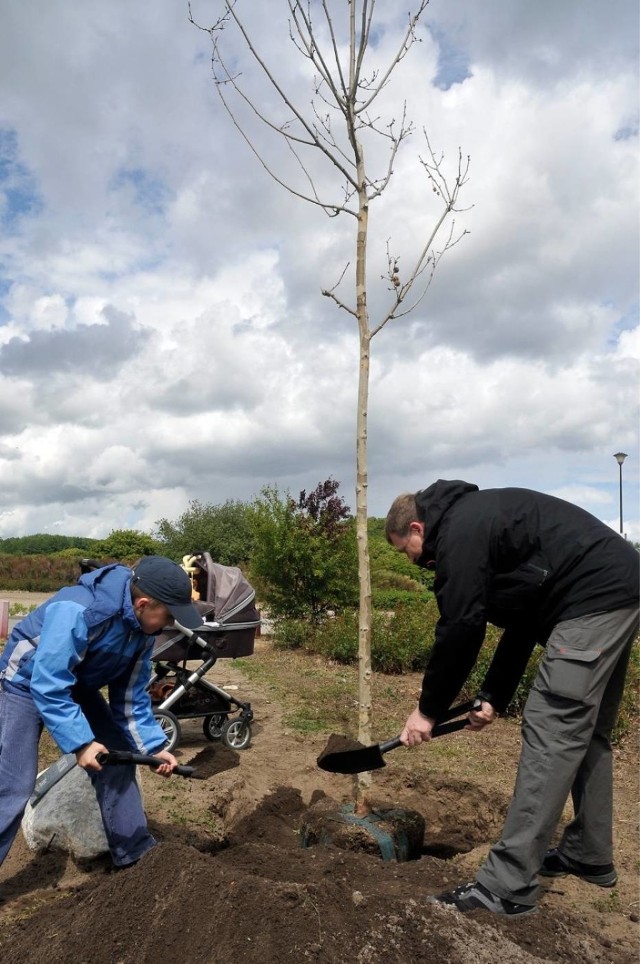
left=22, top=762, right=109, bottom=859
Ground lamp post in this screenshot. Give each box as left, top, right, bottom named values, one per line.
left=613, top=452, right=628, bottom=536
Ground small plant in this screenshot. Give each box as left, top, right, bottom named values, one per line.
left=371, top=588, right=432, bottom=610
left=592, top=889, right=623, bottom=913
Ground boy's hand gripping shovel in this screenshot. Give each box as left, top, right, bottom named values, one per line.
left=317, top=698, right=481, bottom=775
left=96, top=750, right=197, bottom=777
left=30, top=749, right=199, bottom=806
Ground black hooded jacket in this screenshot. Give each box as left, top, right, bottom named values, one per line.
left=414, top=480, right=639, bottom=719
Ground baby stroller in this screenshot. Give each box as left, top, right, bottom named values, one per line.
left=147, top=552, right=260, bottom=753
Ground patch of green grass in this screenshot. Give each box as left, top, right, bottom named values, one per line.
left=233, top=658, right=267, bottom=680
left=195, top=811, right=223, bottom=835
left=166, top=810, right=188, bottom=826
left=282, top=708, right=328, bottom=733
left=592, top=889, right=623, bottom=913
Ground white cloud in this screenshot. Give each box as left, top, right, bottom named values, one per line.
left=0, top=0, right=637, bottom=543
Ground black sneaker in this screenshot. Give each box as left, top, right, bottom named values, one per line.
left=539, top=848, right=617, bottom=887
left=431, top=881, right=537, bottom=916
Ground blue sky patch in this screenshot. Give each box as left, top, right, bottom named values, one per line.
left=607, top=303, right=639, bottom=348
left=110, top=166, right=171, bottom=216
left=0, top=128, right=43, bottom=229
left=428, top=25, right=471, bottom=90
left=614, top=123, right=639, bottom=141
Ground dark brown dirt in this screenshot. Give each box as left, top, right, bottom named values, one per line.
left=0, top=622, right=638, bottom=963
left=0, top=785, right=636, bottom=964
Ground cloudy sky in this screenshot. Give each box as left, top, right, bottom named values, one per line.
left=0, top=0, right=638, bottom=542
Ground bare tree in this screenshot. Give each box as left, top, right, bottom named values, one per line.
left=189, top=0, right=469, bottom=805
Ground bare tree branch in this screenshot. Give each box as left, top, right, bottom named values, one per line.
left=321, top=261, right=357, bottom=315
left=357, top=1, right=431, bottom=114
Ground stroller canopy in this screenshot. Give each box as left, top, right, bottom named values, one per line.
left=183, top=552, right=256, bottom=624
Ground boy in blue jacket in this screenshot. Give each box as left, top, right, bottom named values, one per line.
left=0, top=556, right=203, bottom=871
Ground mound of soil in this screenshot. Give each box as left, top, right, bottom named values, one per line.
left=0, top=785, right=634, bottom=964
left=0, top=640, right=637, bottom=964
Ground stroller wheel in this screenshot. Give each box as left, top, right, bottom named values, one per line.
left=203, top=713, right=227, bottom=742
left=154, top=709, right=181, bottom=752
left=221, top=717, right=252, bottom=751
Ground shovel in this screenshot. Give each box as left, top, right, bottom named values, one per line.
left=317, top=697, right=481, bottom=774
left=96, top=750, right=198, bottom=777
left=30, top=748, right=200, bottom=808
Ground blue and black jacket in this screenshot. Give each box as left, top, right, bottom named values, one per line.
left=0, top=565, right=167, bottom=755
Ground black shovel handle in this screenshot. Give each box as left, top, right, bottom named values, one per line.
left=96, top=750, right=196, bottom=778
left=378, top=697, right=480, bottom=754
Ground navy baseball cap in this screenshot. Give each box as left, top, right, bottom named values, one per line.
left=131, top=556, right=204, bottom=629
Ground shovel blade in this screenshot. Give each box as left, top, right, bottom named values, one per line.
left=317, top=744, right=386, bottom=774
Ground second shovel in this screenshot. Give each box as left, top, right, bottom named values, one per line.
left=317, top=698, right=480, bottom=774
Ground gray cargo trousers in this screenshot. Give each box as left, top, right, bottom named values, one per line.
left=476, top=605, right=639, bottom=906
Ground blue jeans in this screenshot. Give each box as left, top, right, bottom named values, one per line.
left=0, top=684, right=157, bottom=868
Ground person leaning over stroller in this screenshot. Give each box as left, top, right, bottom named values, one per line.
left=386, top=480, right=639, bottom=917
left=0, top=556, right=204, bottom=872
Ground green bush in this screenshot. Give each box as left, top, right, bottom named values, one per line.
left=371, top=602, right=437, bottom=673
left=97, top=529, right=161, bottom=561
left=9, top=602, right=36, bottom=617
left=310, top=609, right=359, bottom=664
left=248, top=481, right=358, bottom=622
left=372, top=569, right=426, bottom=592
left=290, top=599, right=440, bottom=673
left=0, top=555, right=86, bottom=592
left=155, top=499, right=255, bottom=566
left=0, top=534, right=100, bottom=555
left=271, top=619, right=313, bottom=650
left=371, top=588, right=432, bottom=611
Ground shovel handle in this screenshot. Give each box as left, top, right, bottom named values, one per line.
left=96, top=751, right=195, bottom=778
left=432, top=717, right=470, bottom=737
left=438, top=697, right=480, bottom=721
left=377, top=696, right=481, bottom=756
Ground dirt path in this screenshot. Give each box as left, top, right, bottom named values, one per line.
left=0, top=614, right=638, bottom=962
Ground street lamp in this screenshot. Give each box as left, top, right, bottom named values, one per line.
left=613, top=452, right=628, bottom=536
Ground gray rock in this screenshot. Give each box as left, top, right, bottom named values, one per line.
left=22, top=762, right=109, bottom=858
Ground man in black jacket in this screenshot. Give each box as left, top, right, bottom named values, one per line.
left=385, top=480, right=639, bottom=916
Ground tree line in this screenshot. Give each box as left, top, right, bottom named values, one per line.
left=0, top=479, right=433, bottom=610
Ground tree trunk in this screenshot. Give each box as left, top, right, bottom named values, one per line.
left=355, top=139, right=372, bottom=807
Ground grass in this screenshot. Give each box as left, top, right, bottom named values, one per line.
left=282, top=708, right=328, bottom=733
left=592, top=889, right=624, bottom=913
